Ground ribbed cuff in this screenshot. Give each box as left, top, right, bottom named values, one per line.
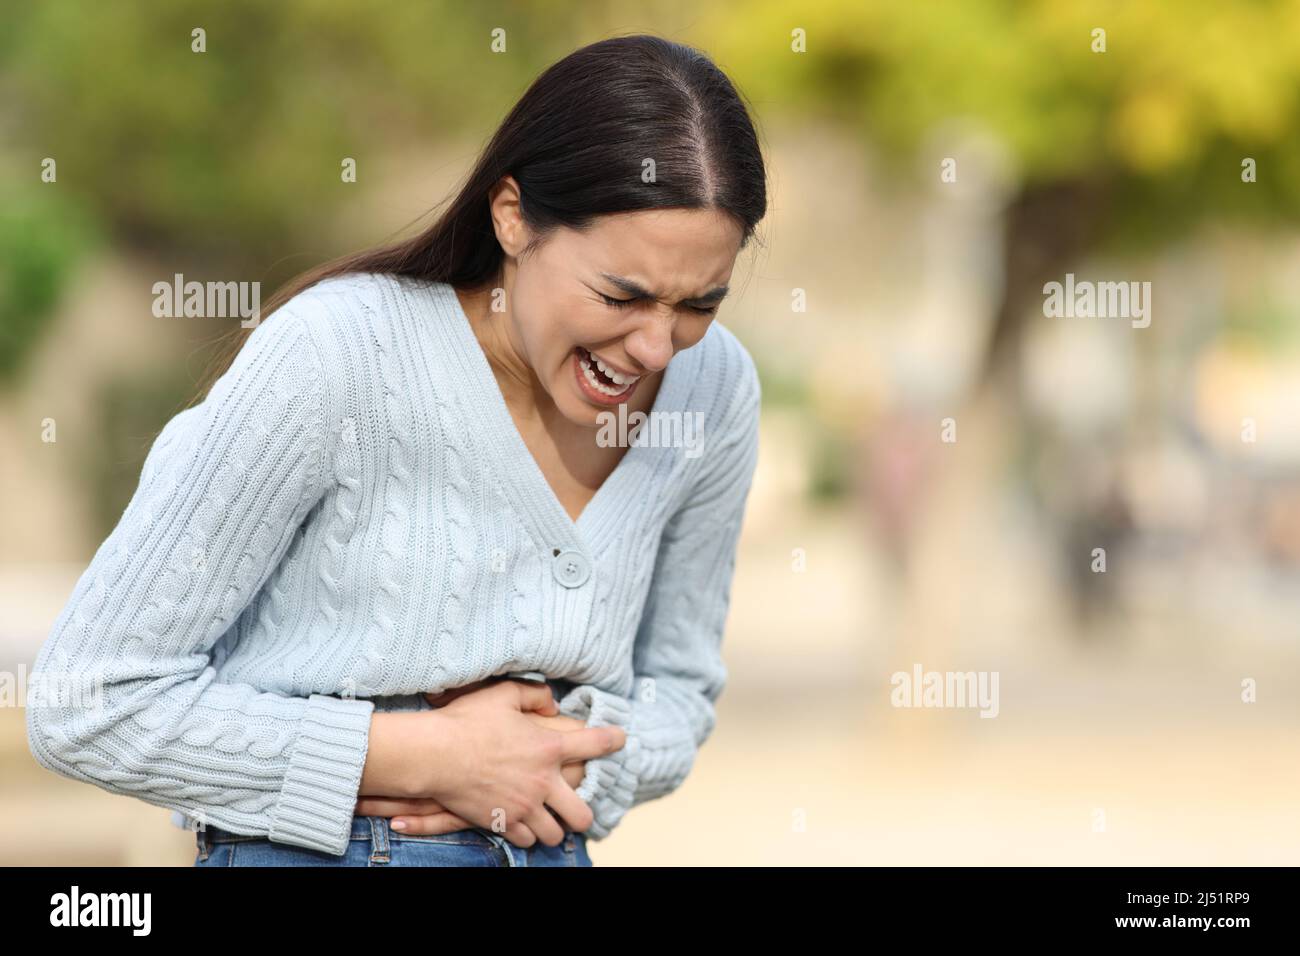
left=557, top=685, right=643, bottom=840
left=269, top=693, right=375, bottom=855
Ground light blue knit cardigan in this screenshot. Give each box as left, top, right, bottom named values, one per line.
left=26, top=271, right=761, bottom=856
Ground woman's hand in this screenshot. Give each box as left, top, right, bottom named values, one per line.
left=358, top=689, right=595, bottom=839
left=438, top=683, right=595, bottom=791
left=402, top=679, right=624, bottom=848
left=354, top=796, right=475, bottom=834
left=356, top=752, right=589, bottom=837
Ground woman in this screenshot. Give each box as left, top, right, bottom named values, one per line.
left=26, top=33, right=766, bottom=867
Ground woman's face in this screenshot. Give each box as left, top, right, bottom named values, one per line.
left=487, top=177, right=745, bottom=429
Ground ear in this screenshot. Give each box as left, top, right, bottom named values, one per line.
left=488, top=175, right=530, bottom=258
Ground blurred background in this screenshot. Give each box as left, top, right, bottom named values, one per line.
left=2, top=0, right=1298, bottom=865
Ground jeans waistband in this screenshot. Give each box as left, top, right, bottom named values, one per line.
left=196, top=816, right=581, bottom=850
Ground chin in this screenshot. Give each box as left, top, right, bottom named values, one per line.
left=555, top=390, right=609, bottom=428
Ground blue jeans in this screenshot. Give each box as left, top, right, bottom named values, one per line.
left=193, top=816, right=593, bottom=867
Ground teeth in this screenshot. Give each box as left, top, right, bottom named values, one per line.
left=579, top=349, right=639, bottom=391
left=578, top=350, right=634, bottom=397
left=594, top=356, right=635, bottom=386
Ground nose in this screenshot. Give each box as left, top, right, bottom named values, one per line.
left=624, top=312, right=675, bottom=373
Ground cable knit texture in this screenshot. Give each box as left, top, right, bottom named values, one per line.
left=26, top=272, right=761, bottom=856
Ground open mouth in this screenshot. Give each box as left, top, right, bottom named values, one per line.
left=573, top=346, right=640, bottom=403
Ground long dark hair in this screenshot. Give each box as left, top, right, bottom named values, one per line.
left=189, top=33, right=769, bottom=405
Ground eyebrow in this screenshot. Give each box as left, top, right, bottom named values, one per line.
left=598, top=272, right=730, bottom=305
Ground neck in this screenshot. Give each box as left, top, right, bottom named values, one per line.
left=457, top=284, right=555, bottom=429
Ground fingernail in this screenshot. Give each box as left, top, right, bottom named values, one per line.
left=391, top=820, right=407, bottom=830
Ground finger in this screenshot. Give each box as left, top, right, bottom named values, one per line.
left=560, top=760, right=586, bottom=790
left=522, top=807, right=566, bottom=847
left=559, top=724, right=626, bottom=762
left=356, top=797, right=447, bottom=817
left=503, top=819, right=537, bottom=848
left=390, top=811, right=474, bottom=835
left=547, top=781, right=596, bottom=833
left=524, top=712, right=587, bottom=733
left=512, top=681, right=558, bottom=715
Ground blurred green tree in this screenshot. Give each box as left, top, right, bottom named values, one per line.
left=4, top=0, right=586, bottom=267
left=0, top=184, right=97, bottom=389
left=711, top=0, right=1300, bottom=388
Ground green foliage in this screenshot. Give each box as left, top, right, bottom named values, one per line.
left=751, top=354, right=808, bottom=408
left=1222, top=295, right=1300, bottom=352
left=807, top=424, right=853, bottom=504
left=709, top=0, right=1300, bottom=244
left=0, top=185, right=98, bottom=388
left=3, top=0, right=595, bottom=265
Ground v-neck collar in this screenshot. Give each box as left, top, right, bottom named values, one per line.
left=424, top=277, right=701, bottom=558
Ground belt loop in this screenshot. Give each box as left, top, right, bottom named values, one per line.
left=480, top=829, right=523, bottom=867
left=194, top=821, right=210, bottom=862
left=368, top=816, right=391, bottom=864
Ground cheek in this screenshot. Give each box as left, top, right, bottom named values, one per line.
left=677, top=317, right=714, bottom=351
left=536, top=316, right=584, bottom=381
left=553, top=305, right=609, bottom=353
left=517, top=302, right=574, bottom=363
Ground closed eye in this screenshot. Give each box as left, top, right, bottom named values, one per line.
left=598, top=293, right=716, bottom=315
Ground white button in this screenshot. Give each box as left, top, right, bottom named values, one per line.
left=552, top=549, right=591, bottom=588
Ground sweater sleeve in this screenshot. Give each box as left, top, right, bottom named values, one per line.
left=556, top=352, right=761, bottom=839
left=25, top=303, right=375, bottom=857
